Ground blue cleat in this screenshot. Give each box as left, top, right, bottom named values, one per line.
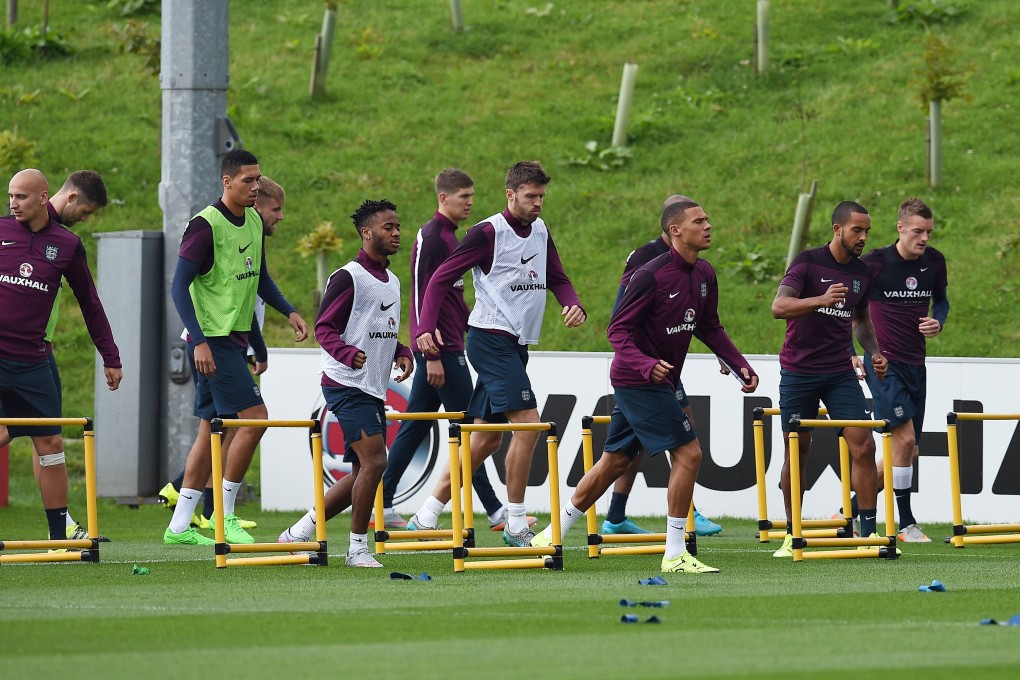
left=693, top=510, right=722, bottom=536
left=602, top=518, right=654, bottom=535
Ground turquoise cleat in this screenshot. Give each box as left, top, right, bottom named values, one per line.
left=602, top=518, right=654, bottom=535
left=693, top=510, right=722, bottom=536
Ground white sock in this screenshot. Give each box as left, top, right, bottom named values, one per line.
left=540, top=502, right=583, bottom=540
left=349, top=531, right=368, bottom=555
left=290, top=510, right=316, bottom=541
left=664, top=515, right=687, bottom=560
left=222, top=479, right=242, bottom=515
left=169, top=488, right=202, bottom=534
left=507, top=502, right=528, bottom=533
left=417, top=496, right=446, bottom=527
left=383, top=506, right=394, bottom=515
left=487, top=504, right=508, bottom=525
left=65, top=512, right=77, bottom=528
left=892, top=465, right=913, bottom=491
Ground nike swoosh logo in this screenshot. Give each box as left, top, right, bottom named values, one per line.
left=1, top=240, right=15, bottom=246
left=380, top=301, right=396, bottom=311
left=821, top=278, right=833, bottom=283
left=520, top=253, right=538, bottom=265
left=920, top=267, right=928, bottom=272
left=669, top=292, right=680, bottom=299
left=239, top=242, right=253, bottom=253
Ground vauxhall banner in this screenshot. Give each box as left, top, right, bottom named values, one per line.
left=261, top=349, right=1020, bottom=524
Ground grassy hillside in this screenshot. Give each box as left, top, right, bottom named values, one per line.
left=2, top=0, right=1018, bottom=423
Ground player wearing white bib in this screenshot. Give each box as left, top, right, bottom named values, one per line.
left=410, top=161, right=586, bottom=548
left=279, top=200, right=413, bottom=567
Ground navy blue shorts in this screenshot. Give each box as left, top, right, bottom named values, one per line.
left=604, top=384, right=697, bottom=459
left=465, top=328, right=537, bottom=423
left=322, top=384, right=386, bottom=463
left=0, top=356, right=61, bottom=437
left=779, top=368, right=870, bottom=433
left=674, top=379, right=690, bottom=409
left=864, top=357, right=926, bottom=432
left=192, top=337, right=262, bottom=420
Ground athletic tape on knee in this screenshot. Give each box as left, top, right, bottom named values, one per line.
left=39, top=451, right=66, bottom=467
left=892, top=466, right=913, bottom=490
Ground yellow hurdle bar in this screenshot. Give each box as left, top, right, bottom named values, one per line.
left=374, top=412, right=468, bottom=554
left=209, top=418, right=327, bottom=568
left=580, top=415, right=695, bottom=558
left=947, top=412, right=1020, bottom=548
left=452, top=421, right=563, bottom=572
left=752, top=407, right=856, bottom=543
left=789, top=417, right=898, bottom=562
left=0, top=417, right=100, bottom=564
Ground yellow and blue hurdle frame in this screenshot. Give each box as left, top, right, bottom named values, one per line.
left=450, top=421, right=563, bottom=572
left=580, top=415, right=696, bottom=558
left=753, top=406, right=855, bottom=542
left=373, top=411, right=472, bottom=554
left=788, top=417, right=898, bottom=561
left=209, top=418, right=327, bottom=568
left=946, top=411, right=1020, bottom=548
left=0, top=417, right=100, bottom=564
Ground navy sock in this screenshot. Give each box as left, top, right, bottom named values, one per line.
left=606, top=492, right=628, bottom=524
left=45, top=507, right=68, bottom=541
left=172, top=471, right=185, bottom=493
left=203, top=488, right=215, bottom=519
left=895, top=488, right=916, bottom=528
left=839, top=495, right=860, bottom=518
left=859, top=510, right=877, bottom=536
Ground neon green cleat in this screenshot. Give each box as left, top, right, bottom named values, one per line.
left=861, top=533, right=901, bottom=556
left=661, top=551, right=720, bottom=573
left=772, top=534, right=794, bottom=558
left=235, top=516, right=257, bottom=529
left=66, top=523, right=110, bottom=543
left=216, top=514, right=255, bottom=544
left=191, top=512, right=210, bottom=530
left=158, top=482, right=180, bottom=508
left=163, top=526, right=215, bottom=545
left=530, top=530, right=553, bottom=548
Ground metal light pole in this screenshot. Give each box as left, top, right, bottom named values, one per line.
left=158, top=0, right=235, bottom=480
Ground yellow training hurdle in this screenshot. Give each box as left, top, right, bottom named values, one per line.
left=373, top=411, right=472, bottom=553
left=753, top=407, right=854, bottom=542
left=450, top=422, right=562, bottom=572
left=788, top=417, right=898, bottom=561
left=0, top=417, right=100, bottom=564
left=580, top=415, right=695, bottom=558
left=209, top=418, right=327, bottom=568
left=947, top=411, right=1020, bottom=548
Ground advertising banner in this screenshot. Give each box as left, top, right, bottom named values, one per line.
left=262, top=349, right=1020, bottom=524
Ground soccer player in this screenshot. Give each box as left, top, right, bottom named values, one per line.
left=603, top=193, right=723, bottom=538
left=770, top=201, right=889, bottom=558
left=278, top=199, right=413, bottom=567
left=163, top=151, right=308, bottom=546
left=374, top=169, right=532, bottom=532
left=409, top=160, right=586, bottom=547
left=1, top=168, right=122, bottom=545
left=158, top=176, right=288, bottom=530
left=858, top=198, right=948, bottom=542
left=0, top=170, right=110, bottom=541
left=532, top=200, right=757, bottom=573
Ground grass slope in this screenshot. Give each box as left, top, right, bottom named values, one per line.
left=2, top=504, right=1020, bottom=679
left=2, top=0, right=1019, bottom=424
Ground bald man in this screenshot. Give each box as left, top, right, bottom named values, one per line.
left=1, top=169, right=122, bottom=546
left=0, top=170, right=110, bottom=541
left=598, top=195, right=724, bottom=538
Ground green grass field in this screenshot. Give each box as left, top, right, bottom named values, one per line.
left=3, top=501, right=1020, bottom=679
